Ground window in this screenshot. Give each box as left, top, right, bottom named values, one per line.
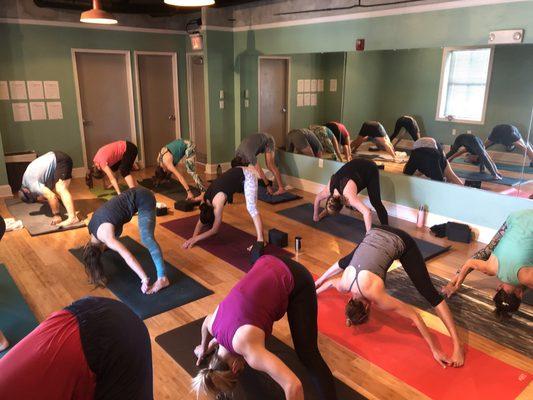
left=436, top=47, right=493, bottom=124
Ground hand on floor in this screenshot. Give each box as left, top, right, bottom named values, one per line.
left=441, top=277, right=460, bottom=298
left=182, top=238, right=196, bottom=249
left=0, top=331, right=9, bottom=352
left=432, top=348, right=450, bottom=368
left=147, top=277, right=169, bottom=294
left=141, top=279, right=150, bottom=294
left=50, top=215, right=63, bottom=226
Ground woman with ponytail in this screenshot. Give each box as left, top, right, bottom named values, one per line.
left=192, top=255, right=337, bottom=400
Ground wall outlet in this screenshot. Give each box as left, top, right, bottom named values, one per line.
left=219, top=100, right=224, bottom=109
left=452, top=128, right=457, bottom=136
left=466, top=130, right=472, bottom=134
left=318, top=158, right=323, bottom=168
left=219, top=90, right=224, bottom=100
left=244, top=99, right=250, bottom=108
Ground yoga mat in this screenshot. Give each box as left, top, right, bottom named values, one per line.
left=156, top=318, right=366, bottom=400
left=523, top=290, right=533, bottom=306
left=454, top=158, right=533, bottom=174
left=455, top=170, right=529, bottom=186
left=0, top=265, right=39, bottom=359
left=138, top=178, right=201, bottom=201
left=317, top=287, right=532, bottom=400
left=258, top=186, right=303, bottom=204
left=277, top=203, right=450, bottom=261
left=5, top=198, right=86, bottom=236
left=69, top=236, right=213, bottom=319
left=161, top=216, right=293, bottom=273
left=89, top=184, right=128, bottom=201
left=387, top=268, right=533, bottom=358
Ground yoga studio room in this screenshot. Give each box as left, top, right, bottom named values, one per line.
left=0, top=0, right=532, bottom=398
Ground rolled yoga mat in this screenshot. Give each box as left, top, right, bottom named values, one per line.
left=386, top=268, right=533, bottom=358
left=69, top=236, right=213, bottom=319
left=156, top=318, right=367, bottom=400
left=138, top=178, right=201, bottom=202
left=277, top=203, right=450, bottom=261
left=161, top=216, right=293, bottom=273
left=316, top=286, right=532, bottom=400
left=455, top=170, right=530, bottom=186
left=257, top=186, right=303, bottom=204
left=5, top=198, right=86, bottom=236
left=0, top=265, right=39, bottom=359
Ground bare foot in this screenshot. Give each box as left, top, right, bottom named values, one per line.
left=0, top=331, right=9, bottom=352
left=58, top=215, right=81, bottom=228
left=273, top=188, right=286, bottom=196
left=147, top=277, right=170, bottom=294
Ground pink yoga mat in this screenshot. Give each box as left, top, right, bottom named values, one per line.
left=161, top=217, right=293, bottom=273
left=317, top=288, right=531, bottom=399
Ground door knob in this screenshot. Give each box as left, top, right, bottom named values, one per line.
left=168, top=115, right=176, bottom=121
left=83, top=119, right=91, bottom=126
left=281, top=107, right=287, bottom=113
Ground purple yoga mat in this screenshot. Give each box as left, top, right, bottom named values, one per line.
left=161, top=216, right=293, bottom=273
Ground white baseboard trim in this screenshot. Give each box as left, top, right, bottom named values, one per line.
left=0, top=184, right=12, bottom=198
left=204, top=162, right=232, bottom=175
left=72, top=167, right=86, bottom=179
left=279, top=172, right=496, bottom=244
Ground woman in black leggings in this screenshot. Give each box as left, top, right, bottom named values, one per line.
left=389, top=115, right=421, bottom=146
left=446, top=133, right=502, bottom=179
left=313, top=158, right=388, bottom=232
left=315, top=226, right=464, bottom=368
left=484, top=124, right=533, bottom=166
left=350, top=121, right=396, bottom=159
left=193, top=255, right=336, bottom=400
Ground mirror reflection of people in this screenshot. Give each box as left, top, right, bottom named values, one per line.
left=310, top=125, right=343, bottom=161
left=286, top=129, right=323, bottom=158
left=315, top=226, right=464, bottom=368
left=404, top=137, right=463, bottom=185
left=389, top=115, right=421, bottom=147
left=83, top=187, right=169, bottom=294
left=0, top=216, right=8, bottom=352
left=86, top=140, right=138, bottom=195
left=192, top=255, right=337, bottom=400
left=446, top=133, right=502, bottom=180
left=18, top=151, right=79, bottom=227
left=442, top=209, right=532, bottom=318
left=350, top=121, right=396, bottom=159
left=0, top=296, right=153, bottom=399
left=325, top=121, right=351, bottom=161
left=183, top=164, right=264, bottom=252
left=313, top=158, right=388, bottom=232
left=484, top=124, right=533, bottom=167
left=152, top=138, right=205, bottom=201
left=233, top=132, right=285, bottom=195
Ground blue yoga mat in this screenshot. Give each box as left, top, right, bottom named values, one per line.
left=277, top=203, right=450, bottom=261
left=0, top=265, right=39, bottom=358
left=455, top=170, right=529, bottom=187
left=258, top=186, right=303, bottom=204
left=454, top=158, right=533, bottom=174
left=69, top=237, right=213, bottom=319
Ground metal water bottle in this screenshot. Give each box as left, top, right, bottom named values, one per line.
left=295, top=236, right=302, bottom=254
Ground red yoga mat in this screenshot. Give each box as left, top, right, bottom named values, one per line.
left=161, top=217, right=293, bottom=273
left=317, top=289, right=531, bottom=399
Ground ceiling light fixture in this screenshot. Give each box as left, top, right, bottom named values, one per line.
left=80, top=0, right=118, bottom=25
left=164, top=0, right=215, bottom=7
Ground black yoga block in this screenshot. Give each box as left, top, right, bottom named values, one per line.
left=156, top=206, right=168, bottom=216
left=269, top=228, right=288, bottom=248
left=465, top=180, right=482, bottom=189
left=446, top=222, right=472, bottom=243
left=174, top=200, right=195, bottom=212
left=250, top=241, right=265, bottom=265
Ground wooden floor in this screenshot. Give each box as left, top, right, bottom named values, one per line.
left=0, top=166, right=531, bottom=400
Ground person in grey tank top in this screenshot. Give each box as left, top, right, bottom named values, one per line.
left=315, top=226, right=464, bottom=368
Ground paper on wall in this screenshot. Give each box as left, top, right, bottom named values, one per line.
left=9, top=81, right=27, bottom=100
left=304, top=79, right=311, bottom=92
left=0, top=81, right=9, bottom=100
left=297, top=80, right=304, bottom=93
left=27, top=81, right=44, bottom=99
left=304, top=93, right=311, bottom=106
left=12, top=103, right=30, bottom=122
left=310, top=79, right=317, bottom=92
left=297, top=94, right=304, bottom=107
left=47, top=101, right=63, bottom=120
left=329, top=79, right=337, bottom=92
left=30, top=102, right=47, bottom=120
left=44, top=81, right=60, bottom=99
left=310, top=93, right=317, bottom=106
left=318, top=79, right=324, bottom=92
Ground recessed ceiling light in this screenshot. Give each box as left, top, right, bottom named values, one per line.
left=80, top=0, right=117, bottom=25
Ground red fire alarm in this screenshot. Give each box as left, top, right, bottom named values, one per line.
left=356, top=39, right=365, bottom=51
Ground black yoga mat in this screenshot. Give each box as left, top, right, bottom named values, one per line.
left=138, top=178, right=201, bottom=201
left=386, top=268, right=533, bottom=358
left=0, top=264, right=39, bottom=359
left=258, top=186, right=303, bottom=204
left=156, top=318, right=366, bottom=400
left=522, top=290, right=533, bottom=306
left=455, top=170, right=529, bottom=187
left=277, top=203, right=450, bottom=261
left=69, top=236, right=213, bottom=319
left=454, top=158, right=533, bottom=174
left=5, top=198, right=86, bottom=236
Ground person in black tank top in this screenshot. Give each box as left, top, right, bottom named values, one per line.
left=350, top=121, right=397, bottom=159
left=314, top=226, right=464, bottom=368
left=389, top=115, right=421, bottom=145
left=313, top=158, right=388, bottom=232
left=183, top=167, right=265, bottom=261
left=83, top=187, right=169, bottom=294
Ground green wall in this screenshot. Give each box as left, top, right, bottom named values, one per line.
left=0, top=132, right=7, bottom=185
left=0, top=23, right=190, bottom=168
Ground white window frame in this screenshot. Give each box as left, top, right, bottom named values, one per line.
left=435, top=46, right=494, bottom=125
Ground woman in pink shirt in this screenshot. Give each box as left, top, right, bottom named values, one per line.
left=86, top=141, right=138, bottom=194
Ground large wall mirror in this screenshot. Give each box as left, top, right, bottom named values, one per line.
left=253, top=44, right=533, bottom=198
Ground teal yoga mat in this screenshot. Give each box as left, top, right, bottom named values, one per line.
left=455, top=170, right=530, bottom=186
left=0, top=264, right=39, bottom=358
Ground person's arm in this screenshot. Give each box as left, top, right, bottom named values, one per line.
left=243, top=169, right=264, bottom=242
left=403, top=155, right=417, bottom=176
left=183, top=198, right=224, bottom=248
left=101, top=164, right=121, bottom=194
left=343, top=183, right=372, bottom=232
left=54, top=180, right=78, bottom=225
left=195, top=314, right=214, bottom=366
left=313, top=184, right=330, bottom=222
left=254, top=162, right=272, bottom=193
left=331, top=136, right=343, bottom=161
left=163, top=153, right=194, bottom=200
left=315, top=262, right=343, bottom=289
left=265, top=151, right=285, bottom=194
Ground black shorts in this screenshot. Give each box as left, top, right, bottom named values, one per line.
left=325, top=123, right=348, bottom=146
left=358, top=121, right=387, bottom=138
left=110, top=141, right=138, bottom=178
left=52, top=151, right=73, bottom=185
left=488, top=125, right=521, bottom=146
